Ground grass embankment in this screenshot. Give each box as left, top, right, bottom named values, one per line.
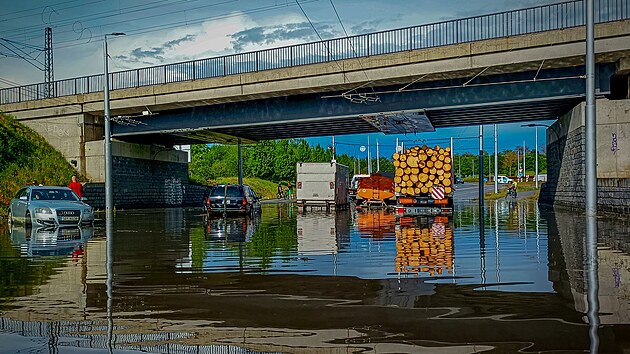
left=0, top=113, right=78, bottom=217
left=209, top=177, right=282, bottom=200
left=483, top=181, right=541, bottom=201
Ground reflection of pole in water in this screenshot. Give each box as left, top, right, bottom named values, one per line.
left=534, top=204, right=540, bottom=264
left=495, top=200, right=500, bottom=284
left=106, top=210, right=114, bottom=353
left=586, top=212, right=600, bottom=352
left=524, top=202, right=528, bottom=248
left=480, top=205, right=486, bottom=290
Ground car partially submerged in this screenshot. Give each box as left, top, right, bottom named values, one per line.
left=8, top=186, right=95, bottom=227
left=204, top=184, right=261, bottom=215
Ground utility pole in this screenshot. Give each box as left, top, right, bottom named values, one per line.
left=103, top=32, right=126, bottom=215
left=479, top=125, right=484, bottom=207
left=494, top=125, right=498, bottom=193
left=523, top=140, right=526, bottom=179
left=44, top=27, right=54, bottom=98
left=367, top=136, right=372, bottom=174
left=376, top=138, right=380, bottom=172
left=535, top=127, right=539, bottom=188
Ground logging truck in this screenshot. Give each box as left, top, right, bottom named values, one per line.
left=392, top=145, right=454, bottom=216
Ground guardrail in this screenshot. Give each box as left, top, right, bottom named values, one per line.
left=1, top=0, right=628, bottom=105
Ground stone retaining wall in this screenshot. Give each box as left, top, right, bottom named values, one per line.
left=82, top=155, right=208, bottom=209
left=539, top=99, right=630, bottom=215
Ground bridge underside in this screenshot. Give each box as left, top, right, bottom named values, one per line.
left=113, top=64, right=613, bottom=145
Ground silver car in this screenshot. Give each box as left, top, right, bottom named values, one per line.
left=8, top=186, right=95, bottom=227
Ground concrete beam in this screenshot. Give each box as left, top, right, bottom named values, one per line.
left=2, top=20, right=630, bottom=117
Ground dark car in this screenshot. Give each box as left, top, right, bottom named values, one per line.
left=204, top=184, right=261, bottom=215
left=455, top=176, right=464, bottom=184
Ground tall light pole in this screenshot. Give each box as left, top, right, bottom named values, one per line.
left=104, top=32, right=125, bottom=214
left=535, top=127, right=538, bottom=188
left=523, top=140, right=526, bottom=181
left=494, top=124, right=498, bottom=193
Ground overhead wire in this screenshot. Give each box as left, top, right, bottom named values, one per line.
left=0, top=41, right=43, bottom=71
left=0, top=0, right=102, bottom=18
left=9, top=0, right=318, bottom=52
left=328, top=0, right=379, bottom=102
left=1, top=0, right=209, bottom=39
left=293, top=0, right=351, bottom=84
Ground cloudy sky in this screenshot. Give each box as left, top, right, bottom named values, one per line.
left=0, top=0, right=562, bottom=156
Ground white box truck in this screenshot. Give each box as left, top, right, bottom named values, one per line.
left=296, top=162, right=349, bottom=209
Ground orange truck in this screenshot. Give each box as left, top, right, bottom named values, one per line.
left=354, top=173, right=396, bottom=208
left=392, top=145, right=454, bottom=216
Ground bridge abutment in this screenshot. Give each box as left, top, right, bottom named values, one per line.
left=540, top=98, right=630, bottom=214
left=82, top=140, right=206, bottom=209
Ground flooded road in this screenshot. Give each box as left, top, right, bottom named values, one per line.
left=1, top=200, right=629, bottom=353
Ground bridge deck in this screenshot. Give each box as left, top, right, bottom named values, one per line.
left=1, top=0, right=629, bottom=144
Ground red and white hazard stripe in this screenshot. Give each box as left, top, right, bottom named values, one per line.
left=431, top=185, right=445, bottom=200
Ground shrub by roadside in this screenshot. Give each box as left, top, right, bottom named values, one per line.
left=0, top=113, right=78, bottom=216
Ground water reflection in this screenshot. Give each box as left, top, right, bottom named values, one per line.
left=0, top=202, right=629, bottom=352
left=395, top=216, right=453, bottom=276
left=9, top=224, right=92, bottom=257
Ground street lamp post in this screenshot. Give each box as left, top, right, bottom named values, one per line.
left=535, top=127, right=538, bottom=188
left=104, top=32, right=125, bottom=214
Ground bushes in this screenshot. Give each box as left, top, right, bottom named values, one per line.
left=0, top=113, right=77, bottom=215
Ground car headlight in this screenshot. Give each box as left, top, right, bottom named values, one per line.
left=84, top=208, right=93, bottom=214
left=34, top=207, right=52, bottom=214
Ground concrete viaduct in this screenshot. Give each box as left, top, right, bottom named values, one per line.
left=1, top=0, right=629, bottom=212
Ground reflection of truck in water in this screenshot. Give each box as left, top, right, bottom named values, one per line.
left=392, top=145, right=454, bottom=216
left=297, top=211, right=350, bottom=255
left=395, top=216, right=453, bottom=276
left=296, top=162, right=349, bottom=210
left=357, top=210, right=396, bottom=239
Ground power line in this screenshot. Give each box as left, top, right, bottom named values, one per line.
left=0, top=0, right=100, bottom=18
left=8, top=0, right=317, bottom=54
left=328, top=0, right=379, bottom=103
left=1, top=0, right=206, bottom=39
left=294, top=0, right=350, bottom=84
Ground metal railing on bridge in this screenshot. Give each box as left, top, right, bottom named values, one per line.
left=1, top=0, right=629, bottom=105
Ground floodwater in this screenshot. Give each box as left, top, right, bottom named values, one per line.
left=1, top=200, right=629, bottom=353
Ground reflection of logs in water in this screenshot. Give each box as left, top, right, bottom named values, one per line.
left=395, top=220, right=453, bottom=276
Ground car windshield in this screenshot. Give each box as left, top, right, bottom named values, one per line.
left=32, top=189, right=79, bottom=201
left=209, top=186, right=243, bottom=197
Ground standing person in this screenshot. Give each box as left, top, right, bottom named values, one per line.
left=287, top=182, right=294, bottom=199
left=68, top=175, right=83, bottom=198
left=277, top=182, right=284, bottom=199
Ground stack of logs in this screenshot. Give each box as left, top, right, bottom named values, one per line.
left=393, top=145, right=453, bottom=196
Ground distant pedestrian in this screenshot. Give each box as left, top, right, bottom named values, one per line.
left=277, top=182, right=285, bottom=199
left=287, top=182, right=294, bottom=199
left=68, top=175, right=83, bottom=198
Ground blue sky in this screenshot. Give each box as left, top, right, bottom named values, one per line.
left=0, top=0, right=564, bottom=155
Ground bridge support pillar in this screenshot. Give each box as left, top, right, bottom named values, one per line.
left=539, top=98, right=630, bottom=215
left=82, top=140, right=206, bottom=209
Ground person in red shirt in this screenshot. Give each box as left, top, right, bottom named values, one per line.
left=68, top=175, right=83, bottom=198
